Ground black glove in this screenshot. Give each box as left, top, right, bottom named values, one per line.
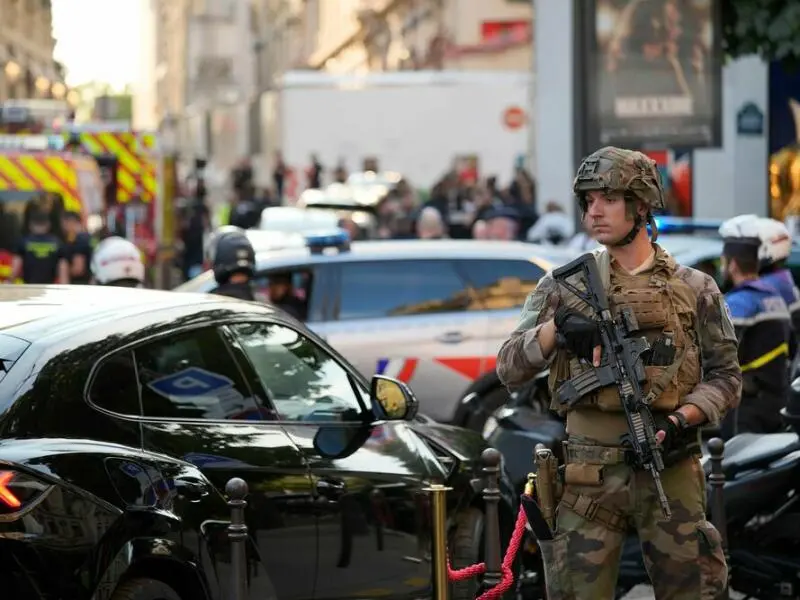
left=554, top=306, right=602, bottom=361
left=653, top=413, right=683, bottom=452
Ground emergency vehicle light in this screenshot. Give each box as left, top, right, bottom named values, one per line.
left=305, top=229, right=351, bottom=254
left=652, top=216, right=722, bottom=235
left=0, top=134, right=65, bottom=151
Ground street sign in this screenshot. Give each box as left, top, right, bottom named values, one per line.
left=147, top=367, right=234, bottom=398
left=737, top=102, right=764, bottom=136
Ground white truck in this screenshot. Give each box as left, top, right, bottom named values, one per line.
left=255, top=69, right=532, bottom=196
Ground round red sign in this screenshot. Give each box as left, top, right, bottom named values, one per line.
left=503, top=106, right=527, bottom=130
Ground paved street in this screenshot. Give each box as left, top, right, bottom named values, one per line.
left=621, top=585, right=745, bottom=599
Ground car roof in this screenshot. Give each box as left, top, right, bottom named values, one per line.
left=174, top=240, right=581, bottom=292
left=0, top=284, right=278, bottom=342
left=656, top=234, right=723, bottom=264
left=258, top=239, right=579, bottom=267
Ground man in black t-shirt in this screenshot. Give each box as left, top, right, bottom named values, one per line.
left=60, top=210, right=94, bottom=284
left=12, top=210, right=69, bottom=284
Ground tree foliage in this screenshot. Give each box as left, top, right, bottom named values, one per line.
left=723, top=0, right=800, bottom=66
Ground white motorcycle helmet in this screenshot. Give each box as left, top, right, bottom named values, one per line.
left=718, top=214, right=760, bottom=241
left=91, top=236, right=145, bottom=286
left=755, top=217, right=792, bottom=267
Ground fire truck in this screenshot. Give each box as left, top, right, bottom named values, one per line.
left=0, top=101, right=179, bottom=287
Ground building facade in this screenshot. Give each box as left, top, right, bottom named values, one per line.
left=151, top=0, right=190, bottom=130
left=306, top=0, right=532, bottom=74
left=0, top=0, right=66, bottom=102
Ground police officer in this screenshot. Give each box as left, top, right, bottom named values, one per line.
left=496, top=147, right=740, bottom=599
left=12, top=207, right=69, bottom=284
left=754, top=217, right=800, bottom=355
left=268, top=271, right=307, bottom=320
left=718, top=216, right=791, bottom=437
left=209, top=229, right=256, bottom=301
left=90, top=236, right=146, bottom=288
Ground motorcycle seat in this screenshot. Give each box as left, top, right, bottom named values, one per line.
left=707, top=432, right=800, bottom=476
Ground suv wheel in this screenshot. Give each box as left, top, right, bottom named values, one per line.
left=111, top=578, right=182, bottom=600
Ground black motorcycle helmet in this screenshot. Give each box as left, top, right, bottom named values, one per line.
left=212, top=230, right=255, bottom=284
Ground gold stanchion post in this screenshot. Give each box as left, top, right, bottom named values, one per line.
left=423, top=483, right=452, bottom=600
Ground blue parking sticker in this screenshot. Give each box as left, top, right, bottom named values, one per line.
left=120, top=462, right=144, bottom=477
left=148, top=367, right=234, bottom=398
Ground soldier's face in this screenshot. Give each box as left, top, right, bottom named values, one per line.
left=585, top=191, right=634, bottom=245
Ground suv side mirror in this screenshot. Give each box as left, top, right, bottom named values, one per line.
left=370, top=375, right=419, bottom=421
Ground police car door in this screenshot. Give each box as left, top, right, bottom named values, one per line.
left=318, top=259, right=491, bottom=423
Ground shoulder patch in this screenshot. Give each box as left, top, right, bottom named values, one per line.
left=716, top=294, right=737, bottom=340
left=675, top=264, right=719, bottom=296
left=514, top=274, right=558, bottom=331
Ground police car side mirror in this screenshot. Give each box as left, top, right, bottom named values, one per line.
left=370, top=375, right=419, bottom=421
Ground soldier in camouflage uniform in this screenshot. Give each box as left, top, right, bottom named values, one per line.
left=497, top=147, right=742, bottom=599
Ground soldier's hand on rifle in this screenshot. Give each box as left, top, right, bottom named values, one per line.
left=654, top=413, right=684, bottom=451
left=554, top=306, right=602, bottom=366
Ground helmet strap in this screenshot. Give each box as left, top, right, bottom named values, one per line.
left=609, top=212, right=645, bottom=247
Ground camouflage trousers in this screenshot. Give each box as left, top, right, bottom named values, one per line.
left=538, top=435, right=728, bottom=600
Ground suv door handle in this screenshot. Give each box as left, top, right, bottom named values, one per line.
left=436, top=331, right=466, bottom=344
left=315, top=478, right=346, bottom=500
left=174, top=476, right=209, bottom=501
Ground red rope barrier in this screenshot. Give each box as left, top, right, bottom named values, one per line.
left=445, top=504, right=529, bottom=599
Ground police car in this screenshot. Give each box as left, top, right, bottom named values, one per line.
left=175, top=230, right=580, bottom=428
left=655, top=216, right=800, bottom=284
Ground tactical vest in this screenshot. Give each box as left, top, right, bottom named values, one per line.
left=548, top=246, right=701, bottom=415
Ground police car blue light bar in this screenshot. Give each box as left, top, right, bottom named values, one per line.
left=305, top=228, right=351, bottom=253
left=652, top=216, right=723, bottom=235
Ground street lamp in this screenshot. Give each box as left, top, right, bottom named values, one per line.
left=4, top=61, right=21, bottom=80
left=51, top=82, right=66, bottom=99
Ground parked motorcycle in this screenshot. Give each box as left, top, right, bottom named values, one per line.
left=487, top=379, right=800, bottom=599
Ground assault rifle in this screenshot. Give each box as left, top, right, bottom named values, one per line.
left=552, top=252, right=672, bottom=520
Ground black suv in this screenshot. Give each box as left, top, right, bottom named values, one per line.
left=0, top=285, right=517, bottom=600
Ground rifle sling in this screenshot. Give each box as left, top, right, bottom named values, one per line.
left=643, top=346, right=686, bottom=405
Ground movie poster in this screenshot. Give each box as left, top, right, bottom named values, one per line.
left=578, top=0, right=722, bottom=150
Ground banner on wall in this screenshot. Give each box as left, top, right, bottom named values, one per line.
left=576, top=0, right=722, bottom=150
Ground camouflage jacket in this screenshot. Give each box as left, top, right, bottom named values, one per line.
left=496, top=245, right=742, bottom=425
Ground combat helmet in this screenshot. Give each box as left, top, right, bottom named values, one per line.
left=573, top=146, right=665, bottom=245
